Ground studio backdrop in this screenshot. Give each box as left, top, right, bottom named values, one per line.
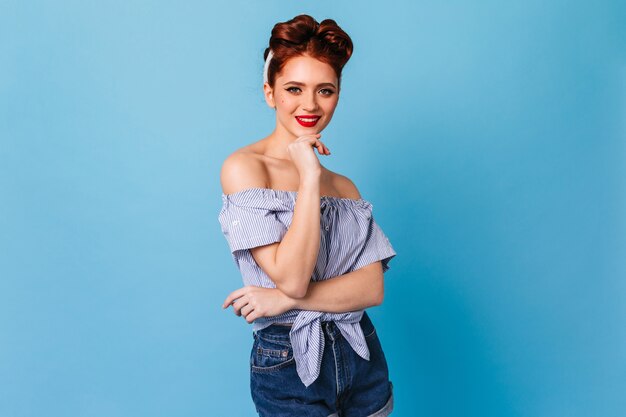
left=1, top=1, right=624, bottom=416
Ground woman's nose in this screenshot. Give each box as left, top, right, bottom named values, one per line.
left=302, top=92, right=319, bottom=111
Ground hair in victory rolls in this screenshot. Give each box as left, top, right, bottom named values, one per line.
left=263, top=14, right=354, bottom=89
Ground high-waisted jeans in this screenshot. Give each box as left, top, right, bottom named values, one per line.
left=249, top=311, right=394, bottom=417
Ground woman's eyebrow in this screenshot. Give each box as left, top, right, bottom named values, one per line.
left=283, top=81, right=337, bottom=88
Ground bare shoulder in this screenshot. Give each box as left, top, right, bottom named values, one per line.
left=325, top=168, right=362, bottom=200
left=220, top=150, right=268, bottom=195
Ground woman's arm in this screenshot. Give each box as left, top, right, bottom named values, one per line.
left=223, top=261, right=385, bottom=322
left=289, top=261, right=384, bottom=313
left=259, top=177, right=321, bottom=298
left=220, top=151, right=323, bottom=299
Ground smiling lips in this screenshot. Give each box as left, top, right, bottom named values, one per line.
left=295, top=115, right=321, bottom=127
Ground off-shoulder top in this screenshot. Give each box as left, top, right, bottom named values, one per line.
left=218, top=187, right=397, bottom=387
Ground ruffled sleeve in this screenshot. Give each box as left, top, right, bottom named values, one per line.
left=351, top=214, right=397, bottom=273
left=218, top=189, right=290, bottom=256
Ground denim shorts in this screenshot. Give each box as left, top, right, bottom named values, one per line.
left=249, top=311, right=394, bottom=417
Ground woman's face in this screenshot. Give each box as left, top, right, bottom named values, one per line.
left=264, top=54, right=340, bottom=138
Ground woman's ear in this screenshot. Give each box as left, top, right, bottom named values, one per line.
left=263, top=82, right=276, bottom=109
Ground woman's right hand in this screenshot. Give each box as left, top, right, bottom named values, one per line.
left=287, top=133, right=331, bottom=181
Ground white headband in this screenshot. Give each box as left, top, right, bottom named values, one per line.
left=263, top=49, right=273, bottom=84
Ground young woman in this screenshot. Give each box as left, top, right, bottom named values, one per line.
left=218, top=14, right=397, bottom=417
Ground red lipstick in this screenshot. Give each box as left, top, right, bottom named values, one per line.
left=295, top=115, right=321, bottom=127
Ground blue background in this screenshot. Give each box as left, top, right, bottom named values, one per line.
left=1, top=1, right=624, bottom=416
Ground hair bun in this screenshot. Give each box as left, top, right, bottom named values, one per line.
left=264, top=14, right=354, bottom=87
left=316, top=19, right=353, bottom=61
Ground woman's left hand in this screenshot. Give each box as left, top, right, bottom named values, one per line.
left=222, top=286, right=298, bottom=323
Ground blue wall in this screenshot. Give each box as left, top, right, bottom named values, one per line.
left=1, top=1, right=624, bottom=416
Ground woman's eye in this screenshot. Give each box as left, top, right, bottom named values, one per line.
left=320, top=89, right=335, bottom=96
left=286, top=87, right=301, bottom=93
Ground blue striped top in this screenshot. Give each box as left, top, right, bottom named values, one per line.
left=218, top=187, right=396, bottom=387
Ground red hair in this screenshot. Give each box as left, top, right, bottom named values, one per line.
left=264, top=14, right=353, bottom=89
